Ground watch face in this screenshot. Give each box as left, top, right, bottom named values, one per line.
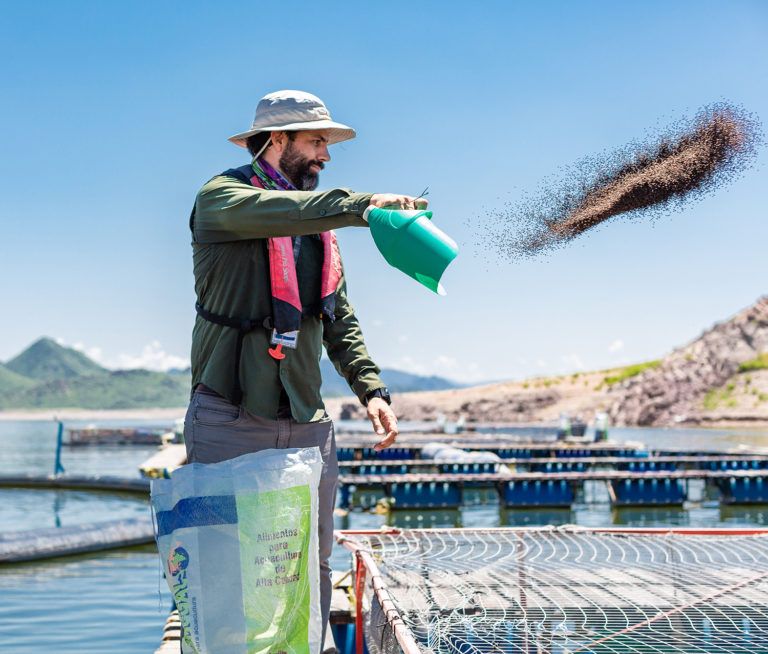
left=367, top=388, right=391, bottom=405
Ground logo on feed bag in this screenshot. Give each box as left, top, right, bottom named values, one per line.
left=168, top=544, right=190, bottom=575
left=168, top=543, right=199, bottom=651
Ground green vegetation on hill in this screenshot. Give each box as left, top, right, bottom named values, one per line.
left=0, top=364, right=36, bottom=394
left=739, top=352, right=768, bottom=372
left=0, top=338, right=189, bottom=410
left=0, top=369, right=191, bottom=410
left=601, top=360, right=662, bottom=387
left=5, top=337, right=106, bottom=381
left=703, top=387, right=735, bottom=410
left=701, top=369, right=768, bottom=411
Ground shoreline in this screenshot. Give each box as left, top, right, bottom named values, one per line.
left=0, top=406, right=766, bottom=431
left=0, top=408, right=187, bottom=422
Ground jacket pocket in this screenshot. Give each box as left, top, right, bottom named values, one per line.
left=192, top=391, right=242, bottom=427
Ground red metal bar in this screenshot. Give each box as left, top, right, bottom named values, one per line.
left=337, top=532, right=423, bottom=654
left=354, top=553, right=366, bottom=654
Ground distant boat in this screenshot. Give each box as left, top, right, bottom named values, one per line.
left=65, top=426, right=174, bottom=447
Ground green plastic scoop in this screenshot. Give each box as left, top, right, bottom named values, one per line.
left=367, top=208, right=458, bottom=295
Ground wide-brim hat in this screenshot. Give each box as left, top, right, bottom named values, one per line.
left=229, top=90, right=356, bottom=149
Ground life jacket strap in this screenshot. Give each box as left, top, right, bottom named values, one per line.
left=195, top=302, right=272, bottom=405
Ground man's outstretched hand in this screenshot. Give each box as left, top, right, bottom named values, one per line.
left=367, top=397, right=399, bottom=451
left=369, top=194, right=428, bottom=211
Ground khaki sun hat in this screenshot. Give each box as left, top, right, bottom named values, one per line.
left=228, top=90, right=356, bottom=151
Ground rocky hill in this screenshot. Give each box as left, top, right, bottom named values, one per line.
left=606, top=296, right=768, bottom=426
left=328, top=297, right=768, bottom=428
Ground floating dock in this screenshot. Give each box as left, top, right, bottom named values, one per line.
left=0, top=473, right=150, bottom=493
left=333, top=436, right=768, bottom=509
left=154, top=611, right=181, bottom=654
left=334, top=439, right=646, bottom=461
left=139, top=444, right=187, bottom=479
left=133, top=433, right=768, bottom=509
left=65, top=426, right=173, bottom=446
left=0, top=518, right=154, bottom=563
left=0, top=475, right=152, bottom=563
left=339, top=454, right=768, bottom=476
left=338, top=468, right=768, bottom=508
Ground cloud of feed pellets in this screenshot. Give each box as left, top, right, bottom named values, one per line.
left=476, top=102, right=763, bottom=261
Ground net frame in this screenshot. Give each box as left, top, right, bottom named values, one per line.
left=336, top=527, right=768, bottom=654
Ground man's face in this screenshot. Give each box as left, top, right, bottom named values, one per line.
left=278, top=130, right=331, bottom=190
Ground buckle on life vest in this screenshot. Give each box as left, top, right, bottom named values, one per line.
left=269, top=329, right=298, bottom=360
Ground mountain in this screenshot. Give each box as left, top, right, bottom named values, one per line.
left=5, top=337, right=106, bottom=381
left=605, top=296, right=768, bottom=426
left=319, top=359, right=460, bottom=397
left=0, top=369, right=191, bottom=410
left=331, top=296, right=768, bottom=428
left=0, top=363, right=36, bottom=394
left=380, top=368, right=460, bottom=392
left=0, top=338, right=461, bottom=410
left=0, top=338, right=189, bottom=410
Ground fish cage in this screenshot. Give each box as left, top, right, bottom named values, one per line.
left=335, top=527, right=768, bottom=654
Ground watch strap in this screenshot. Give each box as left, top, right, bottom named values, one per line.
left=364, top=387, right=391, bottom=406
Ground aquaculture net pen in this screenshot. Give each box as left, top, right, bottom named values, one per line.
left=335, top=527, right=768, bottom=654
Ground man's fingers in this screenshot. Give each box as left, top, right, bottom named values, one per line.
left=380, top=410, right=398, bottom=438
left=374, top=430, right=397, bottom=452
left=369, top=410, right=384, bottom=436
left=370, top=194, right=429, bottom=211
left=368, top=399, right=399, bottom=451
left=374, top=409, right=398, bottom=451
left=383, top=196, right=410, bottom=210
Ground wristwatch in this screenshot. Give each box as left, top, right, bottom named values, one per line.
left=364, top=387, right=391, bottom=406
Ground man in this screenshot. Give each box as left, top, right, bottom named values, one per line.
left=184, top=90, right=427, bottom=647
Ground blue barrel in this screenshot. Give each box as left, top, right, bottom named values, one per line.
left=717, top=476, right=768, bottom=503
left=390, top=481, right=462, bottom=509
left=504, top=479, right=574, bottom=507
left=610, top=477, right=685, bottom=505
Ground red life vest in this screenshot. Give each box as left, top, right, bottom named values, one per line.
left=245, top=168, right=342, bottom=334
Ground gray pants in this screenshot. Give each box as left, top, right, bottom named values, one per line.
left=183, top=387, right=338, bottom=646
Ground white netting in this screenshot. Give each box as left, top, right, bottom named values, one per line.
left=343, top=528, right=768, bottom=654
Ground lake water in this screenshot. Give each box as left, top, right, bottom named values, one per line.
left=1, top=419, right=767, bottom=653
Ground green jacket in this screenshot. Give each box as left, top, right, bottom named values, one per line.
left=190, top=174, right=384, bottom=422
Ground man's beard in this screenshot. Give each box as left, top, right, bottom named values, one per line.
left=279, top=141, right=324, bottom=190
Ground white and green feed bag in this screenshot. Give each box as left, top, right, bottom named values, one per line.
left=151, top=447, right=323, bottom=654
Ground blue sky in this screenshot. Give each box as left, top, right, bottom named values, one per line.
left=1, top=1, right=766, bottom=383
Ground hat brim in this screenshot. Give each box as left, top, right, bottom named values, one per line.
left=228, top=119, right=356, bottom=148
